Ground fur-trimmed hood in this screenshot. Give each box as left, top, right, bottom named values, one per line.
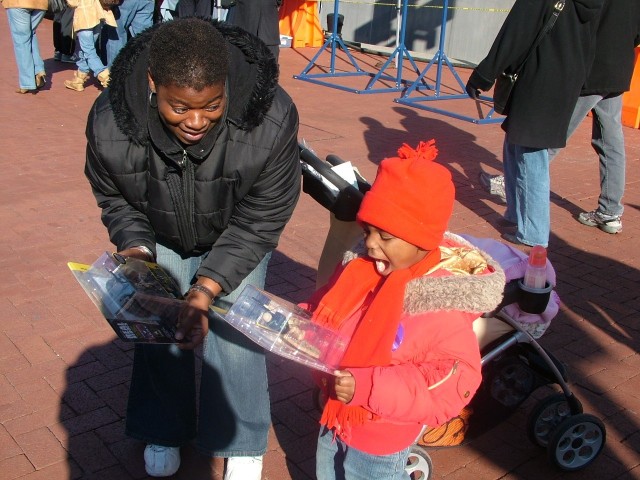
left=343, top=232, right=505, bottom=315
left=108, top=20, right=279, bottom=146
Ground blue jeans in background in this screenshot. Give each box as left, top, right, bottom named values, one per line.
left=503, top=141, right=550, bottom=247
left=6, top=8, right=45, bottom=90
left=316, top=427, right=411, bottom=480
left=549, top=94, right=625, bottom=217
left=105, top=0, right=154, bottom=67
left=75, top=26, right=108, bottom=76
left=125, top=243, right=271, bottom=457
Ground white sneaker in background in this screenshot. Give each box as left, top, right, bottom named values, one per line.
left=224, top=456, right=263, bottom=480
left=144, top=444, right=181, bottom=477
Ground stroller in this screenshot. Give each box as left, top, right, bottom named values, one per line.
left=299, top=144, right=607, bottom=479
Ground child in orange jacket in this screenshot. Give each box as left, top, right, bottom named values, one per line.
left=305, top=141, right=505, bottom=479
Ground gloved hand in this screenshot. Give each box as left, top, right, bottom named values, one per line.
left=465, top=80, right=481, bottom=100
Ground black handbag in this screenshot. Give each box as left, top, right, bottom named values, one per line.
left=493, top=0, right=565, bottom=115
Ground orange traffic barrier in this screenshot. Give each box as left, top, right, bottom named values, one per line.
left=279, top=0, right=324, bottom=48
left=622, top=47, right=640, bottom=129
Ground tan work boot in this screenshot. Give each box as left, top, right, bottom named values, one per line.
left=96, top=69, right=110, bottom=88
left=64, top=70, right=90, bottom=92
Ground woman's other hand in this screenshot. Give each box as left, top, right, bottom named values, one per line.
left=175, top=290, right=210, bottom=349
left=176, top=278, right=222, bottom=349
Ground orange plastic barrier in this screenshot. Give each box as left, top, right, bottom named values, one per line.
left=621, top=47, right=640, bottom=129
left=279, top=0, right=324, bottom=48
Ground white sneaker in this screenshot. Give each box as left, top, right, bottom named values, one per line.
left=224, top=456, right=263, bottom=480
left=144, top=444, right=180, bottom=477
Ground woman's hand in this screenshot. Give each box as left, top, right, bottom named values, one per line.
left=175, top=290, right=210, bottom=349
left=175, top=277, right=222, bottom=350
left=334, top=370, right=355, bottom=404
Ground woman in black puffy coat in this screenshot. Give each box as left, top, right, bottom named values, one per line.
left=84, top=17, right=300, bottom=479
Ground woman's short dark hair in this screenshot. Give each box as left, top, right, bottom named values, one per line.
left=148, top=17, right=230, bottom=90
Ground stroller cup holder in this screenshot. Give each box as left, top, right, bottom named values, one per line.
left=518, top=280, right=553, bottom=314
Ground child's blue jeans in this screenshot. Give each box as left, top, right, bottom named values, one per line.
left=316, top=426, right=411, bottom=480
left=76, top=26, right=107, bottom=76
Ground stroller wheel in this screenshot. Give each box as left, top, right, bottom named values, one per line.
left=405, top=446, right=433, bottom=480
left=488, top=356, right=535, bottom=408
left=527, top=393, right=575, bottom=447
left=547, top=414, right=606, bottom=471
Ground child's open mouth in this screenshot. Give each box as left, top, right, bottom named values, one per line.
left=375, top=260, right=390, bottom=275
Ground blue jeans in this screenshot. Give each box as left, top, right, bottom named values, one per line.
left=75, top=26, right=107, bottom=76
left=503, top=141, right=550, bottom=247
left=6, top=8, right=45, bottom=90
left=125, top=243, right=271, bottom=457
left=316, top=427, right=411, bottom=480
left=106, top=0, right=154, bottom=67
left=549, top=94, right=625, bottom=217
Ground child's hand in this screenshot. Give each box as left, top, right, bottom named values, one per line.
left=333, top=370, right=355, bottom=404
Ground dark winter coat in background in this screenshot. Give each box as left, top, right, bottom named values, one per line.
left=84, top=20, right=301, bottom=295
left=227, top=0, right=281, bottom=49
left=582, top=0, right=640, bottom=95
left=468, top=0, right=605, bottom=149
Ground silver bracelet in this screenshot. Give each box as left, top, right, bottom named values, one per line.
left=132, top=245, right=155, bottom=261
left=187, top=284, right=216, bottom=304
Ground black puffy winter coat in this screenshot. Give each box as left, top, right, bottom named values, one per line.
left=84, top=21, right=301, bottom=295
left=469, top=0, right=605, bottom=149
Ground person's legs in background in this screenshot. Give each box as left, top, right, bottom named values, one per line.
left=66, top=26, right=110, bottom=91
left=106, top=1, right=131, bottom=66
left=53, top=8, right=77, bottom=62
left=503, top=141, right=550, bottom=247
left=590, top=94, right=625, bottom=215
left=575, top=94, right=625, bottom=233
left=6, top=7, right=46, bottom=92
left=485, top=95, right=601, bottom=203
left=106, top=0, right=155, bottom=67
left=126, top=0, right=154, bottom=38
left=548, top=93, right=625, bottom=233
left=76, top=27, right=108, bottom=76
left=548, top=94, right=601, bottom=161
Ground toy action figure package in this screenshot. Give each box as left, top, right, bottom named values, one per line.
left=68, top=252, right=185, bottom=343
left=224, top=285, right=348, bottom=373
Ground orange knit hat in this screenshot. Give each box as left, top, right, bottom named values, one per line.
left=356, top=140, right=455, bottom=250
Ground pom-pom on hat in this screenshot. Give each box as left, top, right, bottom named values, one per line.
left=356, top=140, right=455, bottom=250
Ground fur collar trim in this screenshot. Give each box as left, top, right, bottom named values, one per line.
left=108, top=20, right=279, bottom=145
left=343, top=232, right=505, bottom=315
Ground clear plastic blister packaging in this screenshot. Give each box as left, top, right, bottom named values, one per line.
left=224, top=285, right=348, bottom=373
left=68, top=252, right=185, bottom=343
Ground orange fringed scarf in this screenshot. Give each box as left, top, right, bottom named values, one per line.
left=312, top=249, right=442, bottom=433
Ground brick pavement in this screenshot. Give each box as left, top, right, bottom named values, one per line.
left=1, top=10, right=639, bottom=480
